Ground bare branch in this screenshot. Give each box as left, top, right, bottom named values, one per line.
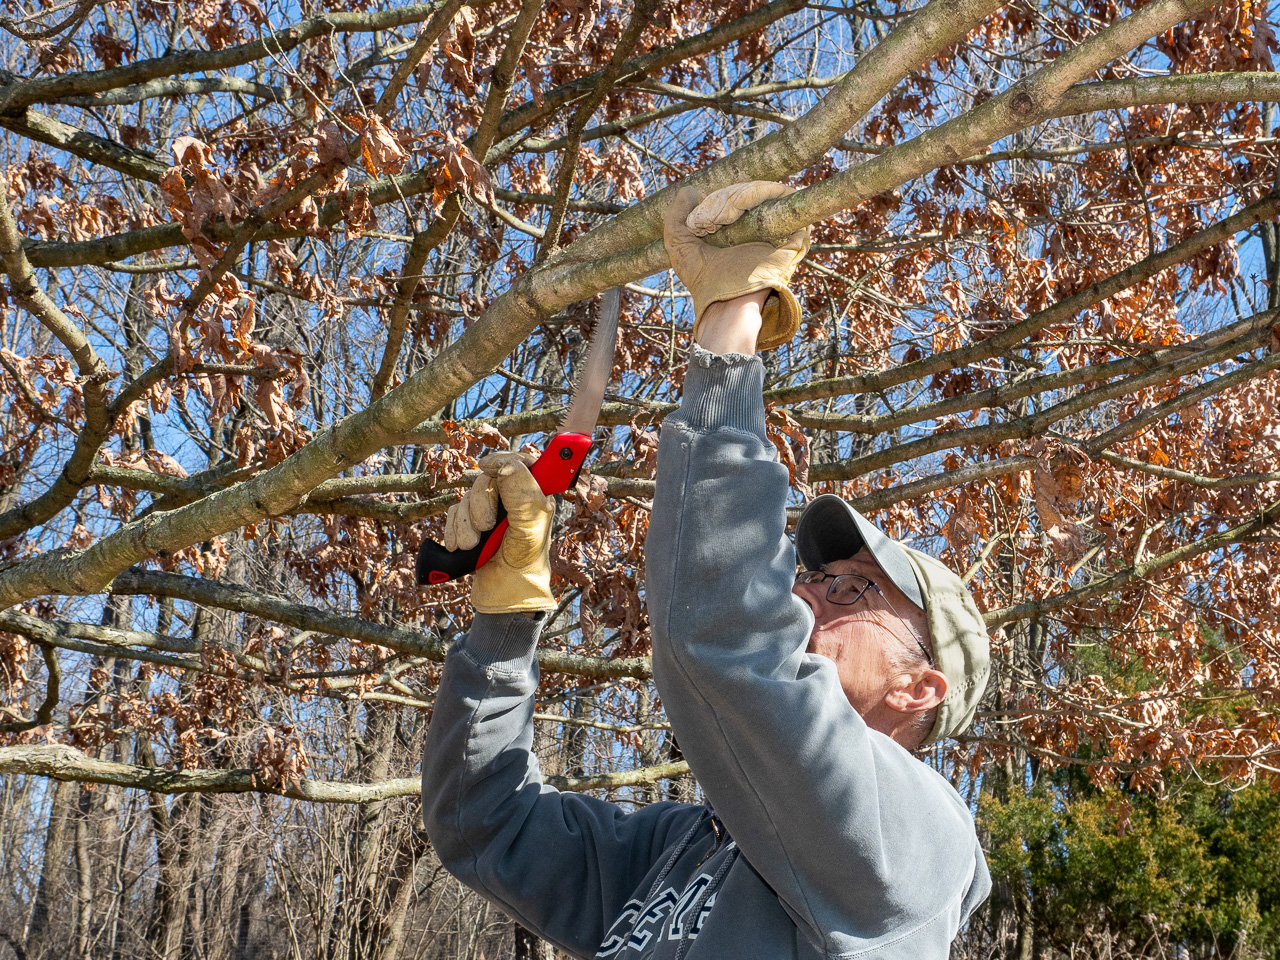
left=53, top=76, right=287, bottom=107
left=986, top=498, right=1280, bottom=626
left=0, top=108, right=169, bottom=182
left=1096, top=452, right=1280, bottom=488
left=768, top=195, right=1280, bottom=405
left=556, top=0, right=1008, bottom=264
left=486, top=0, right=809, bottom=157
left=374, top=0, right=468, bottom=117
left=1050, top=70, right=1280, bottom=119
left=808, top=318, right=1277, bottom=482
left=106, top=569, right=654, bottom=680
left=0, top=196, right=108, bottom=378
left=0, top=642, right=59, bottom=734
left=710, top=0, right=1227, bottom=249
left=538, top=0, right=658, bottom=259
left=0, top=3, right=451, bottom=113
left=0, top=743, right=687, bottom=798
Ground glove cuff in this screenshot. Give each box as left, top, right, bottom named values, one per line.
left=472, top=566, right=556, bottom=615
left=756, top=286, right=802, bottom=351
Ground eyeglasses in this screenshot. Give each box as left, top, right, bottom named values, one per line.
left=794, top=570, right=934, bottom=666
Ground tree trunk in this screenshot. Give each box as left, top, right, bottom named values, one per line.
left=72, top=787, right=93, bottom=960
left=24, top=779, right=74, bottom=960
left=514, top=925, right=553, bottom=960
left=367, top=826, right=428, bottom=960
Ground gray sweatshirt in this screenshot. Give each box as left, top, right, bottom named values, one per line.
left=421, top=347, right=991, bottom=960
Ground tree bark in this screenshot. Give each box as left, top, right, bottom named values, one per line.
left=24, top=779, right=74, bottom=960
left=514, top=925, right=553, bottom=960
left=72, top=787, right=93, bottom=960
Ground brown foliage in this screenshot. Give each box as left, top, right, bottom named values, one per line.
left=0, top=0, right=1276, bottom=852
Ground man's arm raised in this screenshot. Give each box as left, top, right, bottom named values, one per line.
left=421, top=453, right=701, bottom=958
left=646, top=185, right=984, bottom=957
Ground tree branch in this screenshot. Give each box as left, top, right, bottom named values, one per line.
left=485, top=0, right=808, bottom=157
left=807, top=318, right=1277, bottom=482
left=0, top=193, right=116, bottom=542
left=552, top=0, right=1007, bottom=265
left=767, top=195, right=1280, bottom=405
left=0, top=743, right=687, bottom=798
left=537, top=0, right=658, bottom=259
left=374, top=0, right=468, bottom=117
left=0, top=641, right=58, bottom=733
left=1050, top=70, right=1280, bottom=120
left=1096, top=451, right=1280, bottom=489
left=985, top=498, right=1280, bottom=626
left=0, top=3, right=450, bottom=113
left=369, top=0, right=537, bottom=401
left=0, top=611, right=201, bottom=671
left=0, top=108, right=169, bottom=182
left=53, top=76, right=287, bottom=108
left=106, top=569, right=654, bottom=680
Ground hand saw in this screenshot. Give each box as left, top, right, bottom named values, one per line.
left=416, top=287, right=622, bottom=585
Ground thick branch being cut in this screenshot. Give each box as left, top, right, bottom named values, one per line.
left=0, top=0, right=1266, bottom=611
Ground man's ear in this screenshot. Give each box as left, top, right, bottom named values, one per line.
left=884, top=669, right=948, bottom=715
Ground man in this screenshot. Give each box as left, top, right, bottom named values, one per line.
left=420, top=182, right=992, bottom=959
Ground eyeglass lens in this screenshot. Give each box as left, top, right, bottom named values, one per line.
left=795, top=571, right=872, bottom=605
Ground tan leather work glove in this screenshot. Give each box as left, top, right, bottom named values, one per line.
left=444, top=451, right=556, bottom=615
left=663, top=181, right=810, bottom=351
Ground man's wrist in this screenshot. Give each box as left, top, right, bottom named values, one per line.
left=460, top=611, right=545, bottom=672
left=696, top=291, right=770, bottom=355
left=673, top=345, right=768, bottom=437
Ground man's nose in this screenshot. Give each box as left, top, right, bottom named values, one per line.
left=792, top=579, right=824, bottom=612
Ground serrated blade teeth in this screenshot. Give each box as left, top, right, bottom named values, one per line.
left=560, top=287, right=621, bottom=436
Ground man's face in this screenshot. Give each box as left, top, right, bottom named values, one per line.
left=791, top=551, right=933, bottom=717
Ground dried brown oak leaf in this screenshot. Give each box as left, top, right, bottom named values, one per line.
left=334, top=180, right=377, bottom=240
left=941, top=491, right=981, bottom=549
left=354, top=115, right=408, bottom=177
left=1030, top=441, right=1088, bottom=564
left=161, top=136, right=238, bottom=273
left=441, top=7, right=478, bottom=97
left=422, top=129, right=494, bottom=208
left=766, top=407, right=812, bottom=499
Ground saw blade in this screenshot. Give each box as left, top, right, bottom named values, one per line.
left=560, top=286, right=621, bottom=436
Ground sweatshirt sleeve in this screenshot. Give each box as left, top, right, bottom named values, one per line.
left=646, top=347, right=986, bottom=955
left=421, top=612, right=702, bottom=960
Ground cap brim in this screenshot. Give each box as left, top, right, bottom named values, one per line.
left=794, top=495, right=924, bottom=609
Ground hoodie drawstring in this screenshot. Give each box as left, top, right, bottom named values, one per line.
left=602, top=809, right=709, bottom=957
left=673, top=844, right=738, bottom=960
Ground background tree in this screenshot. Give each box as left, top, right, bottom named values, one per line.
left=0, top=0, right=1277, bottom=956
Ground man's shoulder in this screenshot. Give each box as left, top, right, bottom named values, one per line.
left=866, top=729, right=978, bottom=828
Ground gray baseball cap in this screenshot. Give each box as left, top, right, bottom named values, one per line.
left=795, top=494, right=991, bottom=746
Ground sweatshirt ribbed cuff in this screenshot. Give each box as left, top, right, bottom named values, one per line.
left=460, top=612, right=544, bottom=674
left=672, top=345, right=768, bottom=438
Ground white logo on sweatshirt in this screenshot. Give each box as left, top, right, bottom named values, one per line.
left=595, top=869, right=722, bottom=957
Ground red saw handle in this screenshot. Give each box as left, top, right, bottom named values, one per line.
left=415, top=433, right=593, bottom=585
